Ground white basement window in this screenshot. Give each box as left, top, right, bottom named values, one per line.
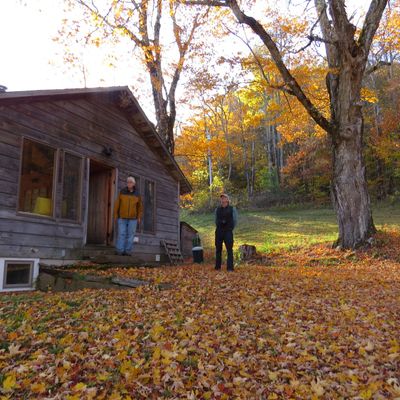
left=0, top=259, right=39, bottom=292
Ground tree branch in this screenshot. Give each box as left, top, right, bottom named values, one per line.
left=185, top=0, right=332, bottom=132
left=314, top=0, right=338, bottom=68
left=75, top=0, right=144, bottom=47
left=358, top=0, right=389, bottom=61
left=222, top=23, right=272, bottom=85
left=328, top=0, right=354, bottom=43
left=294, top=4, right=330, bottom=54
left=225, top=0, right=332, bottom=133
left=295, top=34, right=335, bottom=53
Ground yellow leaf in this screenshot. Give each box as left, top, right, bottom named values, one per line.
left=311, top=379, right=325, bottom=397
left=150, top=322, right=165, bottom=341
left=109, top=391, right=122, bottom=400
left=359, top=388, right=373, bottom=400
left=2, top=374, right=17, bottom=392
left=63, top=360, right=71, bottom=370
left=120, top=361, right=139, bottom=379
left=268, top=371, right=278, bottom=381
left=153, top=347, right=161, bottom=361
left=97, top=372, right=110, bottom=381
left=66, top=395, right=81, bottom=400
left=31, top=382, right=46, bottom=394
left=153, top=368, right=161, bottom=385
left=73, top=382, right=87, bottom=392
left=390, top=340, right=399, bottom=354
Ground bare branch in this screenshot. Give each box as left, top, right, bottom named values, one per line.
left=75, top=0, right=144, bottom=47
left=295, top=33, right=335, bottom=53
left=222, top=23, right=271, bottom=85
left=294, top=4, right=327, bottom=54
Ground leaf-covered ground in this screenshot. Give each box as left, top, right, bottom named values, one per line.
left=1, top=233, right=400, bottom=399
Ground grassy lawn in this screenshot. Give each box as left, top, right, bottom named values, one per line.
left=181, top=204, right=400, bottom=252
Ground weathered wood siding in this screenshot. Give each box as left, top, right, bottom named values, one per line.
left=0, top=94, right=179, bottom=261
left=180, top=223, right=198, bottom=258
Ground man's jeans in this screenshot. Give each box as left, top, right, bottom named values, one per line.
left=116, top=218, right=138, bottom=255
left=215, top=228, right=234, bottom=270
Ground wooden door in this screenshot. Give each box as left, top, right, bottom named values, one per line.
left=87, top=161, right=114, bottom=245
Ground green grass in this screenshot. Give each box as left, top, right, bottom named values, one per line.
left=181, top=205, right=400, bottom=252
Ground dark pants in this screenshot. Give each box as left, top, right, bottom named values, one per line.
left=215, top=229, right=234, bottom=270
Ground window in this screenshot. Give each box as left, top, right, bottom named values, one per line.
left=18, top=139, right=56, bottom=217
left=3, top=261, right=34, bottom=288
left=132, top=175, right=141, bottom=230
left=143, top=180, right=155, bottom=233
left=61, top=152, right=83, bottom=221
left=130, top=176, right=140, bottom=194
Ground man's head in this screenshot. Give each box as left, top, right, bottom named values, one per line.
left=220, top=193, right=230, bottom=208
left=127, top=176, right=136, bottom=191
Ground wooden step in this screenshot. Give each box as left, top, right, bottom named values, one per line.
left=161, top=240, right=184, bottom=265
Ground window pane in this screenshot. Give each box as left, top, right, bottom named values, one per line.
left=143, top=180, right=155, bottom=233
left=18, top=139, right=55, bottom=216
left=5, top=263, right=32, bottom=286
left=62, top=153, right=82, bottom=220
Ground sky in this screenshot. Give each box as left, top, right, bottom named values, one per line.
left=0, top=0, right=139, bottom=90
left=0, top=0, right=370, bottom=123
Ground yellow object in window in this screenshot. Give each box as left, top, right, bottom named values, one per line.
left=33, top=197, right=52, bottom=216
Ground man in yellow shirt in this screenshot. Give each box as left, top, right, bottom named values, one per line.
left=113, top=176, right=143, bottom=256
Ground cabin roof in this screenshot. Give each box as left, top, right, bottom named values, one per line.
left=180, top=221, right=198, bottom=233
left=0, top=86, right=191, bottom=194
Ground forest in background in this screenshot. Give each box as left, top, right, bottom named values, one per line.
left=175, top=3, right=400, bottom=211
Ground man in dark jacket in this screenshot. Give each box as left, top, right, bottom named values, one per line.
left=214, top=193, right=238, bottom=271
left=113, top=176, right=143, bottom=256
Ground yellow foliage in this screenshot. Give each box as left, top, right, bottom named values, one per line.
left=2, top=374, right=17, bottom=392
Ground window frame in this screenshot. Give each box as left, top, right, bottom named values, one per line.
left=3, top=260, right=34, bottom=289
left=59, top=150, right=84, bottom=224
left=16, top=136, right=59, bottom=220
left=133, top=175, right=142, bottom=233
left=143, top=179, right=156, bottom=235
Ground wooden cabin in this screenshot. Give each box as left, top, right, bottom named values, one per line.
left=0, top=86, right=191, bottom=265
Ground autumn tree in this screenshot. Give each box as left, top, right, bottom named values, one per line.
left=186, top=0, right=390, bottom=249
left=363, top=1, right=400, bottom=198
left=63, top=0, right=207, bottom=154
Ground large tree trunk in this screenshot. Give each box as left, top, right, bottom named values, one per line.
left=331, top=124, right=376, bottom=248
left=328, top=63, right=376, bottom=247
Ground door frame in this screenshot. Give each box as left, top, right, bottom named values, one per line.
left=83, top=158, right=117, bottom=246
